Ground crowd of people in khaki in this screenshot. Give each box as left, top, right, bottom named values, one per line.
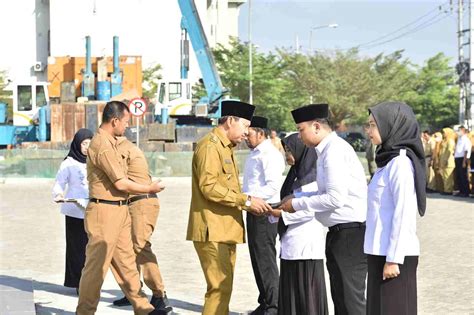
left=422, top=126, right=474, bottom=198
left=52, top=99, right=470, bottom=315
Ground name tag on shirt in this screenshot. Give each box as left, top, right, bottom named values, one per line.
left=224, top=159, right=232, bottom=164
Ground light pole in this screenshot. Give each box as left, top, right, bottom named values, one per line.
left=309, top=23, right=338, bottom=53
left=248, top=0, right=253, bottom=104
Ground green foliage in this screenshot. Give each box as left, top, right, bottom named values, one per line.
left=404, top=53, right=459, bottom=130
left=212, top=38, right=292, bottom=130
left=142, top=63, right=162, bottom=99
left=206, top=39, right=458, bottom=131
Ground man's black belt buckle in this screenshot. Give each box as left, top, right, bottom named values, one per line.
left=128, top=194, right=158, bottom=204
left=329, top=222, right=366, bottom=233
left=90, top=198, right=128, bottom=206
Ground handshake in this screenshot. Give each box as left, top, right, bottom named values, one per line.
left=246, top=195, right=295, bottom=216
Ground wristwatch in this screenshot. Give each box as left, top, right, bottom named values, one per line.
left=245, top=195, right=252, bottom=207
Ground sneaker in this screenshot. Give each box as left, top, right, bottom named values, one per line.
left=113, top=296, right=131, bottom=307
left=150, top=294, right=173, bottom=314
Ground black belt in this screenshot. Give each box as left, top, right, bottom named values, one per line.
left=128, top=194, right=157, bottom=204
left=329, top=222, right=365, bottom=233
left=90, top=198, right=128, bottom=206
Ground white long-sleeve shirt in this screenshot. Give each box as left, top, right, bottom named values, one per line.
left=291, top=132, right=367, bottom=227
left=454, top=134, right=472, bottom=158
left=52, top=157, right=89, bottom=219
left=364, top=150, right=420, bottom=264
left=278, top=182, right=327, bottom=260
left=243, top=139, right=285, bottom=204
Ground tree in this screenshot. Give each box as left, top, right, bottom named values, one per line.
left=142, top=63, right=162, bottom=100
left=279, top=49, right=417, bottom=127
left=405, top=53, right=459, bottom=130
left=206, top=38, right=290, bottom=129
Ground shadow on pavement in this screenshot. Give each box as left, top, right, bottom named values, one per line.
left=427, top=192, right=474, bottom=202
left=0, top=274, right=34, bottom=291
left=35, top=303, right=75, bottom=315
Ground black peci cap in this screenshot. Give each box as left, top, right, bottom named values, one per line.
left=221, top=100, right=256, bottom=121
left=291, top=104, right=329, bottom=124
left=250, top=116, right=268, bottom=129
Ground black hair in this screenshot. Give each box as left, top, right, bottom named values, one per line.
left=314, top=118, right=334, bottom=130
left=251, top=127, right=270, bottom=138
left=218, top=115, right=239, bottom=125
left=102, top=101, right=130, bottom=124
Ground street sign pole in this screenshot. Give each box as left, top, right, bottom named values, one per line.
left=136, top=116, right=140, bottom=148
left=128, top=98, right=148, bottom=149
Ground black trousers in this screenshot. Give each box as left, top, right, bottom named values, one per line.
left=279, top=259, right=328, bottom=315
left=64, top=215, right=88, bottom=288
left=367, top=255, right=418, bottom=315
left=326, top=225, right=367, bottom=315
left=247, top=213, right=279, bottom=314
left=455, top=157, right=470, bottom=195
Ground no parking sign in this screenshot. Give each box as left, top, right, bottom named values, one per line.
left=128, top=98, right=147, bottom=117
left=128, top=98, right=147, bottom=147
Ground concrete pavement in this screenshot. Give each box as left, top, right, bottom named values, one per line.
left=0, top=178, right=473, bottom=314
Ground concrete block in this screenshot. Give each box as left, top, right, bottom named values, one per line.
left=125, top=126, right=148, bottom=143
left=175, top=126, right=212, bottom=143
left=148, top=123, right=175, bottom=141
left=141, top=141, right=165, bottom=152
left=164, top=142, right=195, bottom=152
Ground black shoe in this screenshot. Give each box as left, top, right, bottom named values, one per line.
left=150, top=294, right=173, bottom=314
left=250, top=305, right=264, bottom=315
left=113, top=296, right=131, bottom=307
left=454, top=192, right=469, bottom=197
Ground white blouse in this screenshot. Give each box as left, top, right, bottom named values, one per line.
left=52, top=157, right=89, bottom=219
left=243, top=139, right=286, bottom=204
left=271, top=182, right=327, bottom=260
left=364, top=150, right=420, bottom=264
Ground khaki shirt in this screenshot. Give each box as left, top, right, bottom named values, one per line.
left=117, top=138, right=152, bottom=198
left=271, top=136, right=284, bottom=153
left=186, top=127, right=248, bottom=244
left=87, top=128, right=128, bottom=200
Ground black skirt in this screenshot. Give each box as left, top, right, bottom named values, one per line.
left=64, top=215, right=88, bottom=288
left=278, top=259, right=328, bottom=315
left=367, top=255, right=418, bottom=315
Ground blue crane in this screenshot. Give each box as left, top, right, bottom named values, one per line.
left=177, top=0, right=229, bottom=118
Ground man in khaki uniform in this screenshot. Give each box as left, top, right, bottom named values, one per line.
left=76, top=101, right=164, bottom=315
left=111, top=138, right=172, bottom=313
left=186, top=100, right=273, bottom=315
left=270, top=129, right=284, bottom=153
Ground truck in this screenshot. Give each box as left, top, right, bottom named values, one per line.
left=154, top=0, right=230, bottom=125
left=0, top=82, right=50, bottom=147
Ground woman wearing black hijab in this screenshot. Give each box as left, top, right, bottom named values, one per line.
left=52, top=128, right=93, bottom=292
left=269, top=133, right=328, bottom=315
left=365, top=102, right=425, bottom=315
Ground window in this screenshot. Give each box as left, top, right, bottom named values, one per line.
left=169, top=82, right=182, bottom=101
left=158, top=82, right=166, bottom=104
left=17, top=85, right=32, bottom=111
left=36, top=85, right=47, bottom=107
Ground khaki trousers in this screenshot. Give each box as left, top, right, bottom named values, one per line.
left=111, top=198, right=165, bottom=297
left=194, top=241, right=237, bottom=315
left=76, top=203, right=154, bottom=315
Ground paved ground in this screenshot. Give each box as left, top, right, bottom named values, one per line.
left=0, top=178, right=473, bottom=314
